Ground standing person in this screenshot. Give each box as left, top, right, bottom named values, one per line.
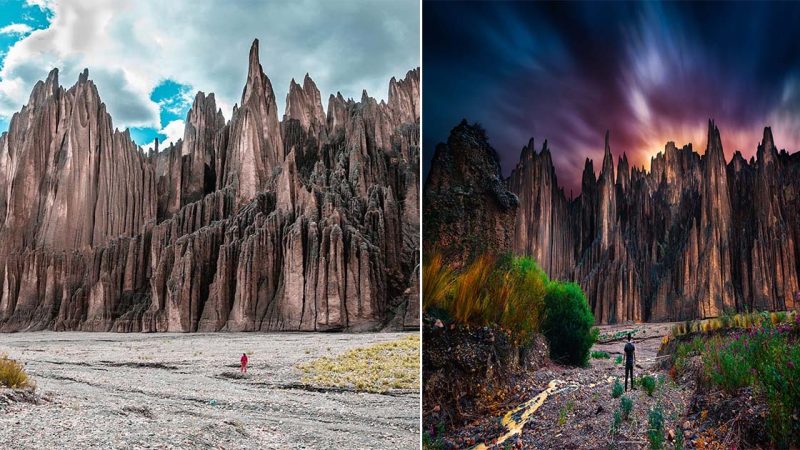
left=240, top=352, right=249, bottom=373
left=624, top=334, right=635, bottom=391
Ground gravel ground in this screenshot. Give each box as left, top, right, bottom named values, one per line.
left=0, top=332, right=420, bottom=450
left=443, top=323, right=693, bottom=449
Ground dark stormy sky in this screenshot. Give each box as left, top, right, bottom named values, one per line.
left=423, top=1, right=800, bottom=194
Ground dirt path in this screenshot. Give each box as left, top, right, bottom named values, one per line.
left=452, top=323, right=692, bottom=449
left=0, top=332, right=420, bottom=449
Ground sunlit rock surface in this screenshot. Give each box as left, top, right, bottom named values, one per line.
left=0, top=40, right=420, bottom=332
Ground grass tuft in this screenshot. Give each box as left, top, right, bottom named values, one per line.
left=639, top=374, right=657, bottom=396
left=611, top=378, right=623, bottom=398
left=620, top=395, right=633, bottom=420
left=0, top=353, right=33, bottom=389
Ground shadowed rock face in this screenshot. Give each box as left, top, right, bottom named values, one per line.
left=425, top=119, right=800, bottom=323
left=0, top=39, right=420, bottom=332
left=423, top=121, right=518, bottom=268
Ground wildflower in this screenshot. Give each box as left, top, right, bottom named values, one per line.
left=788, top=361, right=795, bottom=369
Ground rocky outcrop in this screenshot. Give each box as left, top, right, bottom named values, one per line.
left=423, top=121, right=518, bottom=268
left=0, top=39, right=420, bottom=332
left=425, top=119, right=800, bottom=323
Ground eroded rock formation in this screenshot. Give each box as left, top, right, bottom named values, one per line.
left=0, top=39, right=420, bottom=332
left=425, top=119, right=799, bottom=323
left=423, top=121, right=518, bottom=268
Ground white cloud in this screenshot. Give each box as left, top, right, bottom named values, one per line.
left=0, top=24, right=33, bottom=35
left=139, top=119, right=185, bottom=152
left=0, top=0, right=419, bottom=132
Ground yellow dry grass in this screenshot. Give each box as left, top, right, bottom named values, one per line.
left=670, top=310, right=797, bottom=338
left=0, top=353, right=33, bottom=389
left=297, top=334, right=420, bottom=393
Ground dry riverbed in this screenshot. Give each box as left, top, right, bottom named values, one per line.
left=0, top=332, right=420, bottom=449
left=442, top=323, right=694, bottom=449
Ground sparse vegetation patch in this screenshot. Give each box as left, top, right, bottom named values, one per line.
left=0, top=353, right=33, bottom=389
left=297, top=334, right=419, bottom=393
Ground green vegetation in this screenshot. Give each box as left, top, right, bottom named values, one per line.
left=542, top=282, right=598, bottom=366
left=591, top=350, right=610, bottom=359
left=670, top=315, right=800, bottom=447
left=423, top=253, right=597, bottom=365
left=611, top=378, right=623, bottom=398
left=647, top=405, right=665, bottom=450
left=557, top=400, right=574, bottom=426
left=614, top=354, right=623, bottom=365
left=619, top=395, right=633, bottom=420
left=297, top=335, right=419, bottom=393
left=422, top=423, right=446, bottom=450
left=598, top=328, right=641, bottom=342
left=639, top=374, right=657, bottom=396
left=0, top=353, right=32, bottom=389
left=674, top=428, right=684, bottom=450
left=610, top=409, right=622, bottom=434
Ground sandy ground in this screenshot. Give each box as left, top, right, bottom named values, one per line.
left=0, top=332, right=420, bottom=450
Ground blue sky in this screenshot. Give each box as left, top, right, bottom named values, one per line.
left=0, top=0, right=51, bottom=133
left=0, top=0, right=419, bottom=151
left=0, top=0, right=193, bottom=147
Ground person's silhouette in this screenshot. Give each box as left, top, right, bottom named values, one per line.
left=240, top=353, right=249, bottom=373
left=624, top=333, right=635, bottom=391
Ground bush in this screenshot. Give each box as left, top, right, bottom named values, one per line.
left=591, top=351, right=610, bottom=359
left=639, top=374, right=656, bottom=396
left=614, top=354, right=623, bottom=365
left=702, top=335, right=753, bottom=394
left=422, top=253, right=549, bottom=343
left=683, top=326, right=800, bottom=447
left=611, top=409, right=622, bottom=434
left=489, top=256, right=548, bottom=342
left=0, top=354, right=32, bottom=389
left=647, top=405, right=665, bottom=449
left=542, top=282, right=597, bottom=366
left=620, top=395, right=633, bottom=420
left=611, top=378, right=623, bottom=398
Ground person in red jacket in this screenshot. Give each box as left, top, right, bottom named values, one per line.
left=240, top=353, right=249, bottom=373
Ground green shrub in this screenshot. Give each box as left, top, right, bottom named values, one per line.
left=702, top=336, right=752, bottom=394
left=614, top=354, right=623, bottom=365
left=674, top=428, right=684, bottom=450
left=620, top=396, right=633, bottom=420
left=491, top=256, right=548, bottom=342
left=647, top=405, right=665, bottom=449
left=611, top=378, right=623, bottom=398
left=611, top=409, right=622, bottom=434
left=591, top=351, right=610, bottom=359
left=686, top=326, right=800, bottom=447
left=542, top=282, right=597, bottom=366
left=639, top=374, right=657, bottom=396
left=0, top=354, right=32, bottom=389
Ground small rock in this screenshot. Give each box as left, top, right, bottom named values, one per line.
left=682, top=420, right=691, bottom=430
left=668, top=429, right=675, bottom=441
left=434, top=319, right=444, bottom=328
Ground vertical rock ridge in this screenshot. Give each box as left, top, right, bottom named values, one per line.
left=0, top=44, right=419, bottom=332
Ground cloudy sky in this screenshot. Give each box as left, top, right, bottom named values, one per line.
left=0, top=0, right=419, bottom=150
left=424, top=1, right=800, bottom=194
